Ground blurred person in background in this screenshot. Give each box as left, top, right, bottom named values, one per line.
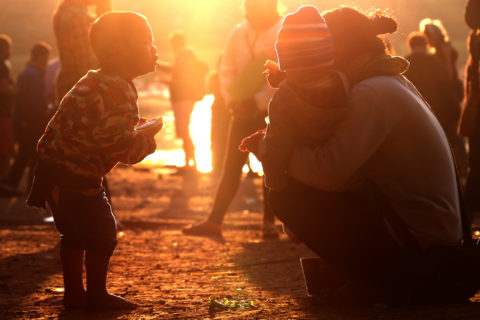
left=53, top=0, right=111, bottom=105
left=53, top=0, right=114, bottom=202
left=182, top=0, right=282, bottom=241
left=0, top=35, right=15, bottom=180
left=0, top=34, right=21, bottom=197
left=158, top=31, right=209, bottom=172
left=459, top=30, right=480, bottom=221
left=420, top=18, right=468, bottom=180
left=404, top=32, right=461, bottom=144
left=1, top=42, right=51, bottom=191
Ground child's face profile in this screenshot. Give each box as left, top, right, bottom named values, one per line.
left=122, top=22, right=158, bottom=78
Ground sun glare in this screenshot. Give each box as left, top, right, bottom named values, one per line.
left=189, top=94, right=214, bottom=173
left=140, top=95, right=214, bottom=173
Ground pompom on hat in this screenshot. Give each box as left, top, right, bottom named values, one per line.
left=275, top=5, right=334, bottom=72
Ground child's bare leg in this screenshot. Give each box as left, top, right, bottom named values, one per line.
left=85, top=251, right=136, bottom=311
left=60, top=246, right=86, bottom=309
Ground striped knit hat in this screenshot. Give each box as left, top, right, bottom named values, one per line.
left=276, top=6, right=334, bottom=72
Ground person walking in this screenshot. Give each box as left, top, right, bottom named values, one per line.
left=182, top=0, right=282, bottom=240
left=158, top=31, right=208, bottom=171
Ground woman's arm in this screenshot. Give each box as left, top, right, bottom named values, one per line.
left=287, top=83, right=392, bottom=190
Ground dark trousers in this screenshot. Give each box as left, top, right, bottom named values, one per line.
left=208, top=115, right=274, bottom=225
left=269, top=177, right=408, bottom=285
left=48, top=188, right=118, bottom=257
left=5, top=137, right=37, bottom=188
left=211, top=99, right=230, bottom=174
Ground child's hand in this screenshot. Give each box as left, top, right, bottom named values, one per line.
left=264, top=60, right=285, bottom=89
left=135, top=117, right=163, bottom=136
left=238, top=128, right=266, bottom=160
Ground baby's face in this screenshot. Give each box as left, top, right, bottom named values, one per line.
left=124, top=22, right=158, bottom=78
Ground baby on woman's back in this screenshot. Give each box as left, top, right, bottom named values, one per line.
left=261, top=5, right=351, bottom=190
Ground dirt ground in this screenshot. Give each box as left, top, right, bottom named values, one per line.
left=2, top=95, right=480, bottom=319
left=2, top=166, right=480, bottom=320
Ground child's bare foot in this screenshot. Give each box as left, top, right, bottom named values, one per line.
left=87, top=292, right=137, bottom=312
left=63, top=291, right=87, bottom=310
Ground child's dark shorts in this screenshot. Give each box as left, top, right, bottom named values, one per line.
left=48, top=188, right=118, bottom=257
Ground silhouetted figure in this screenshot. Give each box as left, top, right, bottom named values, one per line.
left=158, top=31, right=208, bottom=171
left=28, top=12, right=159, bottom=311
left=182, top=0, right=282, bottom=241
left=3, top=43, right=51, bottom=190
left=404, top=32, right=459, bottom=133
left=53, top=0, right=114, bottom=203
left=0, top=35, right=15, bottom=180
left=419, top=19, right=468, bottom=179
left=54, top=0, right=97, bottom=104
left=260, top=6, right=350, bottom=191
left=459, top=30, right=480, bottom=218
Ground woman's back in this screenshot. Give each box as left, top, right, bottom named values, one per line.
left=346, top=75, right=461, bottom=247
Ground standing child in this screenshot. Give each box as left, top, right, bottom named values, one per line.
left=241, top=6, right=350, bottom=190
left=27, top=12, right=161, bottom=311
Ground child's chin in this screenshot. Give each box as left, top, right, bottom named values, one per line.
left=137, top=65, right=156, bottom=76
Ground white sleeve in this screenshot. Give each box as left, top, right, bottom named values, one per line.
left=287, top=83, right=393, bottom=190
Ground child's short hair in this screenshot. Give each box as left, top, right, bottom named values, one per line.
left=407, top=32, right=427, bottom=51
left=31, top=42, right=51, bottom=60
left=0, top=34, right=12, bottom=52
left=89, top=11, right=149, bottom=64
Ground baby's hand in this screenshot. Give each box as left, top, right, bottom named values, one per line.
left=135, top=117, right=163, bottom=136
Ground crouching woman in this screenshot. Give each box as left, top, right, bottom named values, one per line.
left=264, top=7, right=477, bottom=305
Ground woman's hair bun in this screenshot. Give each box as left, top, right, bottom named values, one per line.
left=370, top=15, right=397, bottom=35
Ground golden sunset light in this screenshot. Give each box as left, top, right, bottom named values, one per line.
left=1, top=0, right=479, bottom=319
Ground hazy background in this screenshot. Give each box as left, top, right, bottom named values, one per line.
left=0, top=0, right=471, bottom=75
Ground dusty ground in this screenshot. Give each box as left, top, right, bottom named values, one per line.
left=2, top=95, right=480, bottom=319
left=2, top=166, right=480, bottom=320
